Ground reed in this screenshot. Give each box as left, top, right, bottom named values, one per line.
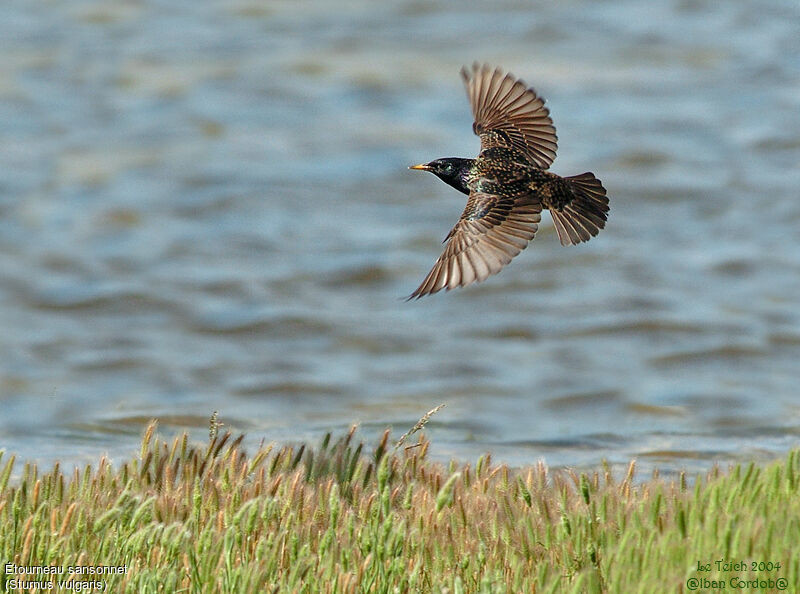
left=1, top=417, right=797, bottom=592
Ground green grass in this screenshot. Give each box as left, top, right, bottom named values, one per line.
left=1, top=418, right=798, bottom=593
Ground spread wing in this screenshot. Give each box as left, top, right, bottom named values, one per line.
left=461, top=63, right=558, bottom=169
left=408, top=192, right=542, bottom=299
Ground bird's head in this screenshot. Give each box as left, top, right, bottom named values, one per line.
left=409, top=158, right=472, bottom=195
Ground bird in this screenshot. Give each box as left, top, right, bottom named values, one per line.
left=407, top=63, right=609, bottom=299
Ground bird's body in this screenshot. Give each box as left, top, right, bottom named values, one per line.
left=408, top=64, right=609, bottom=299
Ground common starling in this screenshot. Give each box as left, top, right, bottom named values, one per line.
left=408, top=63, right=609, bottom=299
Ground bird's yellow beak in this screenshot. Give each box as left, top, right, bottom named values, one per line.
left=409, top=163, right=432, bottom=171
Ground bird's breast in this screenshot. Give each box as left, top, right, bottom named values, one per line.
left=469, top=157, right=535, bottom=196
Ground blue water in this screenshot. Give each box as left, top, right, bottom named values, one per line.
left=1, top=0, right=799, bottom=476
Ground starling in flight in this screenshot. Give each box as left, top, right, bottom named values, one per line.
left=408, top=63, right=609, bottom=299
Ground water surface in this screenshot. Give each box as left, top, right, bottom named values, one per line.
left=1, top=0, right=799, bottom=477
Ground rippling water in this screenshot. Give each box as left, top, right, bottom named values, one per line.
left=1, top=0, right=799, bottom=476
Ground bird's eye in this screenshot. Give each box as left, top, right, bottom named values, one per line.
left=444, top=164, right=454, bottom=173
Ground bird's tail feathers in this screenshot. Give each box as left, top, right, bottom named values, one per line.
left=550, top=172, right=609, bottom=246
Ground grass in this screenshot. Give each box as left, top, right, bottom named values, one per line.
left=1, top=415, right=798, bottom=593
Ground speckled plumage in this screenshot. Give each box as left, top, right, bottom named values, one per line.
left=408, top=63, right=609, bottom=299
